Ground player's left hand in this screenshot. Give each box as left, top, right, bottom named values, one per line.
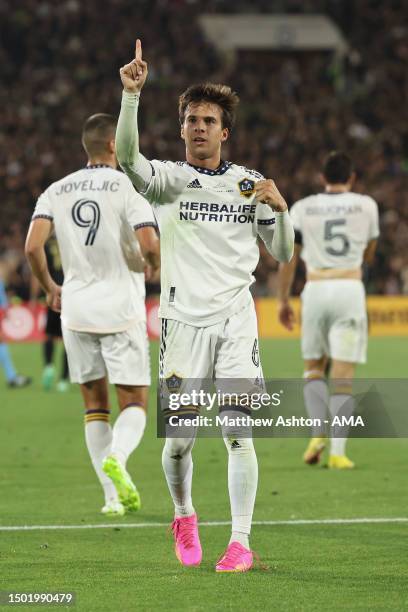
left=278, top=300, right=295, bottom=331
left=255, top=180, right=288, bottom=212
left=46, top=283, right=62, bottom=313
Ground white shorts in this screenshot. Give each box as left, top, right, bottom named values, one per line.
left=301, top=279, right=367, bottom=364
left=160, top=301, right=263, bottom=392
left=62, top=320, right=150, bottom=385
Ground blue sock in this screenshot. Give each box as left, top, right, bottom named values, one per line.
left=0, top=343, right=17, bottom=382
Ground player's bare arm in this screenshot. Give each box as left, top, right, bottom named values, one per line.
left=277, top=244, right=301, bottom=331
left=25, top=219, right=61, bottom=313
left=135, top=226, right=160, bottom=274
left=363, top=238, right=378, bottom=265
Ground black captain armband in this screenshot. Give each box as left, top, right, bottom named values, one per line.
left=294, top=229, right=303, bottom=245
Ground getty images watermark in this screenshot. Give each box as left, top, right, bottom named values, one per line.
left=155, top=378, right=403, bottom=438
left=165, top=389, right=363, bottom=429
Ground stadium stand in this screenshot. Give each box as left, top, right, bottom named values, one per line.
left=1, top=0, right=407, bottom=297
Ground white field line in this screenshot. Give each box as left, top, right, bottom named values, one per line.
left=0, top=517, right=407, bottom=532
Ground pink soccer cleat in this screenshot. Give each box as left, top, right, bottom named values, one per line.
left=215, top=541, right=254, bottom=573
left=171, top=513, right=202, bottom=567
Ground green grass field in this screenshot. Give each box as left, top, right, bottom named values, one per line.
left=1, top=339, right=407, bottom=611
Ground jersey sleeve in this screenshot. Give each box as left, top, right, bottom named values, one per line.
left=141, top=160, right=192, bottom=205
left=256, top=202, right=276, bottom=229
left=367, top=197, right=380, bottom=241
left=32, top=189, right=53, bottom=221
left=256, top=203, right=276, bottom=250
left=125, top=183, right=157, bottom=230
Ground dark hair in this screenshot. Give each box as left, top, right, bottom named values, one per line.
left=82, top=113, right=117, bottom=157
left=179, top=83, right=239, bottom=130
left=323, top=151, right=354, bottom=184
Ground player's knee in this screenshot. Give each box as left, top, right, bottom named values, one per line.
left=116, top=385, right=147, bottom=412
left=303, top=369, right=325, bottom=380
left=163, top=436, right=195, bottom=460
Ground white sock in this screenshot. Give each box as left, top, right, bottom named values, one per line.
left=162, top=437, right=195, bottom=517
left=230, top=531, right=250, bottom=549
left=303, top=376, right=329, bottom=437
left=224, top=435, right=258, bottom=545
left=84, top=415, right=117, bottom=504
left=111, top=405, right=146, bottom=467
left=329, top=394, right=355, bottom=456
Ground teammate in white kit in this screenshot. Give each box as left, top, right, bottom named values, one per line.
left=116, top=40, right=294, bottom=572
left=277, top=152, right=379, bottom=469
left=25, top=114, right=160, bottom=516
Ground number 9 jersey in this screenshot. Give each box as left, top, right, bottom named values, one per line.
left=32, top=165, right=157, bottom=334
left=290, top=192, right=379, bottom=270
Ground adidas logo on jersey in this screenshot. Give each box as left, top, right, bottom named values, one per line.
left=187, top=179, right=202, bottom=189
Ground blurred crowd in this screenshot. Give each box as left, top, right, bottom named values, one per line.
left=1, top=0, right=407, bottom=299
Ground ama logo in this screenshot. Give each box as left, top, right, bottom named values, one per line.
left=238, top=178, right=255, bottom=199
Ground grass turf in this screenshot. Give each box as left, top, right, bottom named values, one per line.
left=0, top=339, right=407, bottom=611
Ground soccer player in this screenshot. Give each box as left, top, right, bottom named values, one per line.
left=31, top=240, right=70, bottom=392
left=0, top=276, right=32, bottom=388
left=277, top=152, right=379, bottom=469
left=25, top=114, right=160, bottom=516
left=116, top=40, right=294, bottom=572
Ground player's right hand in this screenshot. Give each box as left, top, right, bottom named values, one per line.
left=278, top=300, right=295, bottom=331
left=120, top=39, right=148, bottom=94
left=46, top=283, right=62, bottom=313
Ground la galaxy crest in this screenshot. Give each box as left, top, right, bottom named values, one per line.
left=238, top=178, right=255, bottom=199
left=165, top=372, right=183, bottom=391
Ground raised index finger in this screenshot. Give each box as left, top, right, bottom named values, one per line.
left=135, top=38, right=142, bottom=61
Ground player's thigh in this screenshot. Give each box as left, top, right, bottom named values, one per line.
left=61, top=325, right=106, bottom=384
left=328, top=282, right=367, bottom=364
left=301, top=282, right=328, bottom=361
left=100, top=320, right=151, bottom=386
left=215, top=302, right=263, bottom=380
left=80, top=377, right=109, bottom=409
left=115, top=384, right=148, bottom=412
left=160, top=318, right=215, bottom=382
left=160, top=318, right=216, bottom=423
left=304, top=357, right=328, bottom=377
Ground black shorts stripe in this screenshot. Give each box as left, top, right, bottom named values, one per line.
left=159, top=318, right=168, bottom=379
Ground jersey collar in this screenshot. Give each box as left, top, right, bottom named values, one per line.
left=186, top=160, right=231, bottom=176
left=323, top=190, right=349, bottom=195
left=85, top=164, right=112, bottom=169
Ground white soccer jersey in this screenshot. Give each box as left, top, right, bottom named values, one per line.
left=290, top=192, right=379, bottom=270
left=138, top=159, right=276, bottom=326
left=33, top=165, right=157, bottom=333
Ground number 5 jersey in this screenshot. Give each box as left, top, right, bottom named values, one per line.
left=290, top=191, right=379, bottom=271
